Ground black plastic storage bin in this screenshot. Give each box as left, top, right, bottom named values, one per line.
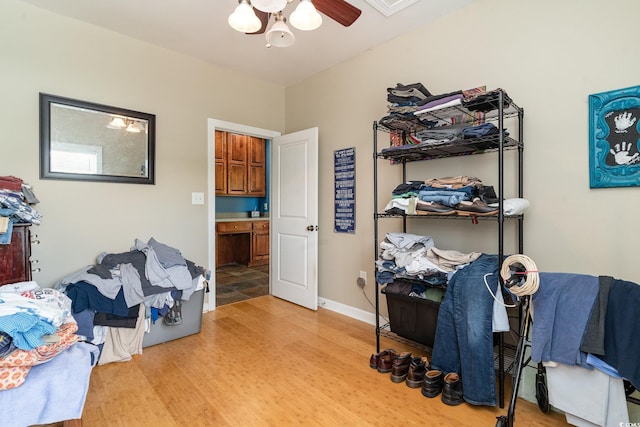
left=382, top=287, right=440, bottom=348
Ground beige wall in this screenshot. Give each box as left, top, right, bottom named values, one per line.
left=285, top=0, right=640, bottom=313
left=3, top=0, right=640, bottom=316
left=0, top=0, right=285, bottom=287
left=2, top=0, right=639, bottom=412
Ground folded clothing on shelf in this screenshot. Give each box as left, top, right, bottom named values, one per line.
left=489, top=198, right=530, bottom=215
left=387, top=82, right=432, bottom=104
left=463, top=88, right=511, bottom=112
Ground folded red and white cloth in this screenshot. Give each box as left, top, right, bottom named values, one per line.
left=0, top=176, right=22, bottom=192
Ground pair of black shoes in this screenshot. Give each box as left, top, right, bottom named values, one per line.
left=421, top=370, right=464, bottom=406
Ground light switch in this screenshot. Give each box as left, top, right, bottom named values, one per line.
left=191, top=192, right=205, bottom=205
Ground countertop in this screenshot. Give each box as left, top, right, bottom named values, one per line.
left=215, top=217, right=270, bottom=223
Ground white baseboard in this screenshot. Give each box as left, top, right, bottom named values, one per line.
left=318, top=296, right=384, bottom=326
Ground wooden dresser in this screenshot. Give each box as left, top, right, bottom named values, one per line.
left=0, top=223, right=32, bottom=286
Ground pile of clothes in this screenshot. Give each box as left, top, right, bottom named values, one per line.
left=0, top=281, right=100, bottom=426
left=0, top=282, right=80, bottom=390
left=383, top=176, right=501, bottom=216
left=54, top=238, right=206, bottom=365
left=0, top=176, right=41, bottom=245
left=380, top=83, right=491, bottom=132
left=376, top=231, right=483, bottom=290
left=380, top=84, right=513, bottom=155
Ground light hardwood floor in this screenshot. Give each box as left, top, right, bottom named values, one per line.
left=68, top=296, right=568, bottom=426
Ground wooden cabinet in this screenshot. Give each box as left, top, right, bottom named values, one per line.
left=227, top=133, right=249, bottom=195
left=250, top=221, right=270, bottom=266
left=248, top=136, right=266, bottom=196
left=214, top=130, right=227, bottom=195
left=0, top=224, right=32, bottom=286
left=215, top=131, right=266, bottom=197
left=216, top=220, right=269, bottom=267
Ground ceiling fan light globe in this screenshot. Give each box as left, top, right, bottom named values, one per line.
left=265, top=20, right=296, bottom=47
left=251, top=0, right=287, bottom=13
left=290, top=0, right=322, bottom=31
left=228, top=1, right=262, bottom=33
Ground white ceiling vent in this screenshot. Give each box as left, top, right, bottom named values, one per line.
left=364, top=0, right=420, bottom=17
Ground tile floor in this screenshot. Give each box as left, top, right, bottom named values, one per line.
left=215, top=263, right=269, bottom=306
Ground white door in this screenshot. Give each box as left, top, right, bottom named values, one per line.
left=270, top=128, right=319, bottom=310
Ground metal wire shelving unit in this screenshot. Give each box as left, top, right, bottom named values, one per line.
left=372, top=89, right=524, bottom=409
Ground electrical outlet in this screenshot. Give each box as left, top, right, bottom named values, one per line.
left=357, top=270, right=367, bottom=288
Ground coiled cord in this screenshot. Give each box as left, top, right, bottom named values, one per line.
left=483, top=254, right=539, bottom=308
left=500, top=254, right=539, bottom=297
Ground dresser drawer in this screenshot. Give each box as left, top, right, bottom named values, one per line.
left=217, top=221, right=252, bottom=233
left=0, top=224, right=31, bottom=286
left=252, top=221, right=269, bottom=231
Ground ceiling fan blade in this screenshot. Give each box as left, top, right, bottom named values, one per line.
left=246, top=9, right=270, bottom=35
left=313, top=0, right=362, bottom=27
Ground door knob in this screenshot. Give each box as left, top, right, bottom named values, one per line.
left=306, top=225, right=314, bottom=231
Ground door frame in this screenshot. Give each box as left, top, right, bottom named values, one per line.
left=206, top=118, right=281, bottom=311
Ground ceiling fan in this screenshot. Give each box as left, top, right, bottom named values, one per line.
left=228, top=0, right=362, bottom=48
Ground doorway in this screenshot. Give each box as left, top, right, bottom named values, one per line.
left=207, top=119, right=281, bottom=311
left=207, top=120, right=319, bottom=312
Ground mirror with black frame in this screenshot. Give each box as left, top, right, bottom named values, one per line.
left=39, top=93, right=156, bottom=184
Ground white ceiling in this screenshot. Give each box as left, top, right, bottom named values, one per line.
left=17, top=0, right=473, bottom=86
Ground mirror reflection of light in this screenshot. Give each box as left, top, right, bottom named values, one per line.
left=126, top=121, right=145, bottom=133
left=107, top=116, right=146, bottom=133
left=106, top=116, right=126, bottom=129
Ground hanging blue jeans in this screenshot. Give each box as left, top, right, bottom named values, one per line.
left=430, top=253, right=500, bottom=406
